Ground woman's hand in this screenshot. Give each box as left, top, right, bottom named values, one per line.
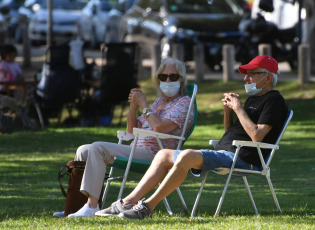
left=128, top=88, right=148, bottom=108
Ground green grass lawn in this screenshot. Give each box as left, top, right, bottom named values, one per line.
left=1, top=79, right=315, bottom=229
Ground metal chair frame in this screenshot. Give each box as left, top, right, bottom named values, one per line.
left=191, top=109, right=293, bottom=218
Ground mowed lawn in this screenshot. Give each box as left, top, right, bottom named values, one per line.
left=1, top=79, right=314, bottom=229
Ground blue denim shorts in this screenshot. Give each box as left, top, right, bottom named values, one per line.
left=173, top=149, right=252, bottom=177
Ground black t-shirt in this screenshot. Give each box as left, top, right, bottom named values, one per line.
left=215, top=90, right=288, bottom=167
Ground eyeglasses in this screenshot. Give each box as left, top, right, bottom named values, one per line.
left=246, top=72, right=269, bottom=78
left=157, top=73, right=181, bottom=82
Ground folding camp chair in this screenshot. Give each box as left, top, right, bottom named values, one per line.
left=101, top=83, right=198, bottom=215
left=191, top=109, right=293, bottom=218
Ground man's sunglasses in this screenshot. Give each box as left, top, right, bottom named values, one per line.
left=157, top=73, right=181, bottom=82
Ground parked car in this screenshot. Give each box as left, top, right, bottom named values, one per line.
left=15, top=0, right=43, bottom=43
left=104, top=0, right=136, bottom=43
left=78, top=0, right=135, bottom=48
left=0, top=12, right=7, bottom=44
left=0, top=0, right=24, bottom=40
left=250, top=0, right=315, bottom=73
left=119, top=0, right=245, bottom=69
left=78, top=0, right=114, bottom=48
left=28, top=0, right=87, bottom=45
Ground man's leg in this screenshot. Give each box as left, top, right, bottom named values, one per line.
left=122, top=148, right=175, bottom=205
left=117, top=149, right=204, bottom=219
left=96, top=148, right=172, bottom=217
left=144, top=149, right=204, bottom=211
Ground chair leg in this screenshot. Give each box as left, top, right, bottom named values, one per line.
left=243, top=176, right=259, bottom=215
left=214, top=169, right=234, bottom=218
left=191, top=171, right=208, bottom=218
left=101, top=166, right=115, bottom=209
left=162, top=196, right=174, bottom=215
left=176, top=187, right=188, bottom=214
left=31, top=97, right=45, bottom=128
left=266, top=175, right=282, bottom=214
left=117, top=138, right=138, bottom=200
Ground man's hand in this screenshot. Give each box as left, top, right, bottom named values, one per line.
left=222, top=92, right=242, bottom=111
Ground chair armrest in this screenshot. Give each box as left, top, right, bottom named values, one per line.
left=232, top=140, right=279, bottom=149
left=209, top=140, right=220, bottom=147
left=117, top=130, right=135, bottom=141
left=133, top=128, right=185, bottom=141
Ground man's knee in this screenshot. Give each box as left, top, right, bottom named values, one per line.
left=175, top=149, right=203, bottom=169
left=154, top=149, right=174, bottom=166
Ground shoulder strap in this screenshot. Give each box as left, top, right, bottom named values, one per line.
left=57, top=161, right=86, bottom=197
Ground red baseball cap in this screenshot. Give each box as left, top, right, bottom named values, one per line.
left=239, top=55, right=279, bottom=74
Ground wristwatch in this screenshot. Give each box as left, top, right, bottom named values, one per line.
left=142, top=107, right=151, bottom=115
left=145, top=111, right=154, bottom=118
left=143, top=107, right=154, bottom=118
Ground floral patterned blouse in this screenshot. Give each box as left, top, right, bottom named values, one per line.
left=132, top=95, right=194, bottom=156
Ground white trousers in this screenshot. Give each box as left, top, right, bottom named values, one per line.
left=75, top=141, right=154, bottom=199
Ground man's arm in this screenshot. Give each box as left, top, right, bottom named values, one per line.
left=222, top=93, right=234, bottom=131
left=224, top=93, right=272, bottom=142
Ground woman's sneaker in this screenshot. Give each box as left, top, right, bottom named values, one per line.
left=95, top=199, right=133, bottom=217
left=117, top=200, right=152, bottom=220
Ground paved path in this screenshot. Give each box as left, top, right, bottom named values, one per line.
left=15, top=44, right=315, bottom=82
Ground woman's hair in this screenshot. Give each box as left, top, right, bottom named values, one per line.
left=155, top=57, right=187, bottom=95
left=0, top=44, right=17, bottom=60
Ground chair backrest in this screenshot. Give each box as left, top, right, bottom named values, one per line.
left=176, top=83, right=198, bottom=150
left=266, top=109, right=293, bottom=166
left=36, top=64, right=81, bottom=109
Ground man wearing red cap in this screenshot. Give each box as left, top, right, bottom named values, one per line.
left=96, top=55, right=289, bottom=220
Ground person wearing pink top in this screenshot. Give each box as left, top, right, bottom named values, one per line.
left=0, top=44, right=23, bottom=93
left=53, top=57, right=195, bottom=218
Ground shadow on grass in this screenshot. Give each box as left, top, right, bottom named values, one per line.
left=1, top=128, right=119, bottom=155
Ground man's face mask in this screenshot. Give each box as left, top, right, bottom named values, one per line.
left=244, top=74, right=268, bottom=96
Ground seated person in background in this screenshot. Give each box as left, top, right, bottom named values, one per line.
left=53, top=57, right=195, bottom=217
left=97, top=55, right=289, bottom=220
left=0, top=44, right=23, bottom=94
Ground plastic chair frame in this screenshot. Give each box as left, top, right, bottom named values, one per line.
left=101, top=84, right=198, bottom=215
left=191, top=109, right=293, bottom=218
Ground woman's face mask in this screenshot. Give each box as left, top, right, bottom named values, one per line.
left=159, top=81, right=181, bottom=97
left=244, top=75, right=268, bottom=96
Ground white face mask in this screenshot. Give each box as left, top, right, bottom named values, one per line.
left=159, top=81, right=181, bottom=97
left=244, top=75, right=267, bottom=96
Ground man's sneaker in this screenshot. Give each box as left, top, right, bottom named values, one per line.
left=117, top=200, right=152, bottom=220
left=53, top=211, right=65, bottom=218
left=95, top=199, right=133, bottom=217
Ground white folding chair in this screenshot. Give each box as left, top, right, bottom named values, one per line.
left=102, top=83, right=198, bottom=215
left=191, top=109, right=293, bottom=218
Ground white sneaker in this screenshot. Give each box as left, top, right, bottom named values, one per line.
left=53, top=211, right=65, bottom=218
left=67, top=204, right=100, bottom=218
